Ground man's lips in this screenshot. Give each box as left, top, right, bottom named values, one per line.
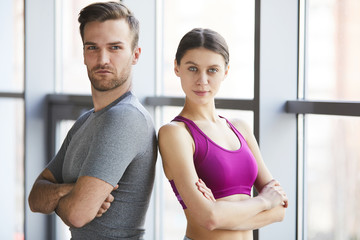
left=95, top=69, right=112, bottom=74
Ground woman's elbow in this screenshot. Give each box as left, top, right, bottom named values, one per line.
left=275, top=206, right=286, bottom=222
left=200, top=208, right=220, bottom=231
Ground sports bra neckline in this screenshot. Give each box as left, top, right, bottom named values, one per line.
left=174, top=115, right=243, bottom=153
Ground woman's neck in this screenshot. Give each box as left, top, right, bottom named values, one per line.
left=180, top=98, right=218, bottom=122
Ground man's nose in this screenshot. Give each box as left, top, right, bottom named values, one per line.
left=98, top=49, right=110, bottom=65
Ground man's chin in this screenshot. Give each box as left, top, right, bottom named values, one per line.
left=91, top=82, right=123, bottom=92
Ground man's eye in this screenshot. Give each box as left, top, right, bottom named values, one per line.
left=188, top=67, right=197, bottom=72
left=86, top=46, right=97, bottom=50
left=111, top=46, right=121, bottom=50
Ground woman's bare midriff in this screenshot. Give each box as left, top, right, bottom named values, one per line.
left=184, top=194, right=254, bottom=240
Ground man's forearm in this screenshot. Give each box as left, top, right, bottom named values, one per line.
left=55, top=193, right=88, bottom=228
left=28, top=179, right=73, bottom=214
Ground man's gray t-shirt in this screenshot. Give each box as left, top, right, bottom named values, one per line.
left=47, top=92, right=157, bottom=240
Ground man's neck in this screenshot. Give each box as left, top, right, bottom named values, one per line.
left=91, top=82, right=132, bottom=112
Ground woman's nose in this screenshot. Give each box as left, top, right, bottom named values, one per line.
left=196, top=71, right=208, bottom=85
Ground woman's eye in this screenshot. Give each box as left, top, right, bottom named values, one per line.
left=188, top=67, right=197, bottom=72
left=208, top=68, right=218, bottom=73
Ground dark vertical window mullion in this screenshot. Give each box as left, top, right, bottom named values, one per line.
left=253, top=1, right=260, bottom=240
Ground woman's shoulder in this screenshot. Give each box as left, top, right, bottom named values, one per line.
left=159, top=121, right=189, bottom=140
left=227, top=118, right=253, bottom=140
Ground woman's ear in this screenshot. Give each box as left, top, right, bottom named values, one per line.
left=174, top=59, right=180, bottom=77
left=224, top=65, right=230, bottom=79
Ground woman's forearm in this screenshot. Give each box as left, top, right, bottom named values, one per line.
left=231, top=205, right=286, bottom=231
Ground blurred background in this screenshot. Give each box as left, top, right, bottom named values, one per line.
left=0, top=0, right=359, bottom=239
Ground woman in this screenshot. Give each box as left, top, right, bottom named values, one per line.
left=158, top=28, right=288, bottom=240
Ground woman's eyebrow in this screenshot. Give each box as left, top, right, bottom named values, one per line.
left=184, top=61, right=198, bottom=65
left=184, top=61, right=221, bottom=68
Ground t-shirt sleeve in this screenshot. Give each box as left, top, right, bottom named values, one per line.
left=46, top=135, right=68, bottom=183
left=78, top=105, right=148, bottom=187
left=46, top=110, right=92, bottom=183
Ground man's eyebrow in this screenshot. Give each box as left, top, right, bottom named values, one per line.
left=84, top=41, right=96, bottom=46
left=83, top=41, right=125, bottom=46
left=107, top=41, right=125, bottom=45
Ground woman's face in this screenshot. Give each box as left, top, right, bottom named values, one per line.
left=175, top=47, right=229, bottom=104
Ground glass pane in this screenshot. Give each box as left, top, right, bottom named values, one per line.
left=55, top=0, right=108, bottom=94
left=305, top=115, right=360, bottom=239
left=306, top=0, right=360, bottom=101
left=162, top=0, right=255, bottom=99
left=160, top=106, right=253, bottom=239
left=0, top=99, right=24, bottom=240
left=55, top=120, right=75, bottom=240
left=0, top=0, right=24, bottom=92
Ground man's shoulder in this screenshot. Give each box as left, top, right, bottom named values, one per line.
left=109, top=93, right=153, bottom=123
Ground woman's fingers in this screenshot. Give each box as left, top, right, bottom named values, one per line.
left=196, top=179, right=216, bottom=202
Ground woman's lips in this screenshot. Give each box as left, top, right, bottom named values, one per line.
left=193, top=90, right=209, bottom=96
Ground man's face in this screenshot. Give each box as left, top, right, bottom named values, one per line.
left=83, top=19, right=140, bottom=92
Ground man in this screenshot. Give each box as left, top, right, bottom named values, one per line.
left=28, top=2, right=157, bottom=239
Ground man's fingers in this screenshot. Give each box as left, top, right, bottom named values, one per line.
left=105, top=194, right=115, bottom=203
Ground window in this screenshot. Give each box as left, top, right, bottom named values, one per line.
left=0, top=0, right=24, bottom=93
left=0, top=99, right=24, bottom=240
left=0, top=0, right=24, bottom=239
left=305, top=115, right=360, bottom=239
left=299, top=0, right=360, bottom=239
left=306, top=0, right=360, bottom=101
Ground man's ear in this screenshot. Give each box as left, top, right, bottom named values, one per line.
left=83, top=46, right=86, bottom=65
left=132, top=47, right=141, bottom=65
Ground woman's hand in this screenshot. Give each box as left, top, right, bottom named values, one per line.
left=258, top=179, right=288, bottom=210
left=196, top=179, right=216, bottom=202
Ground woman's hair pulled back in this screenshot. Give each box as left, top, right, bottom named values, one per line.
left=175, top=28, right=229, bottom=67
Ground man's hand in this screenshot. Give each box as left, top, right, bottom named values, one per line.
left=28, top=169, right=74, bottom=214
left=96, top=185, right=118, bottom=217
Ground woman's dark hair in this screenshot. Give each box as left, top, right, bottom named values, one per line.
left=78, top=1, right=139, bottom=50
left=175, top=28, right=229, bottom=67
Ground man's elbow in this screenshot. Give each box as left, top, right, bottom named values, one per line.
left=28, top=195, right=36, bottom=212
left=28, top=193, right=50, bottom=214
left=59, top=207, right=94, bottom=228
left=67, top=215, right=89, bottom=228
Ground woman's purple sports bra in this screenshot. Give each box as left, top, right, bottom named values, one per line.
left=169, top=115, right=258, bottom=209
